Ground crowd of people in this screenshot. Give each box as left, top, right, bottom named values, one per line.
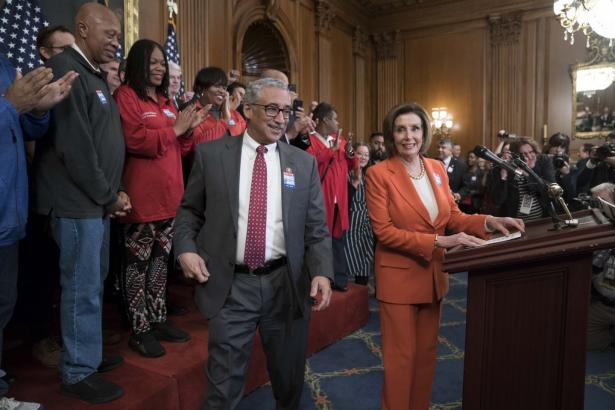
left=1, top=3, right=614, bottom=410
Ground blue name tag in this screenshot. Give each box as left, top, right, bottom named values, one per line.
left=96, top=90, right=107, bottom=104
left=283, top=168, right=295, bottom=189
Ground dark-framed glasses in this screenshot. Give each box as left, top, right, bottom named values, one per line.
left=251, top=103, right=291, bottom=119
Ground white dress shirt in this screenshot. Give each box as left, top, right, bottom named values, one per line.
left=236, top=133, right=286, bottom=264
left=412, top=174, right=439, bottom=223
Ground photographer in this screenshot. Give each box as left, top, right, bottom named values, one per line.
left=544, top=132, right=577, bottom=205
left=489, top=137, right=555, bottom=221
left=577, top=133, right=615, bottom=195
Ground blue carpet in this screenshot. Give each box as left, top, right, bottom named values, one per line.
left=238, top=273, right=615, bottom=409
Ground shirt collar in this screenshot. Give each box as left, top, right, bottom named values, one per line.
left=71, top=43, right=100, bottom=72
left=243, top=131, right=277, bottom=154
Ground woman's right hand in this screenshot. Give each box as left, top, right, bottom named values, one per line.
left=173, top=104, right=197, bottom=136
left=436, top=232, right=486, bottom=249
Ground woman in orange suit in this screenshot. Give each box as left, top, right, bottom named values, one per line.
left=365, top=103, right=524, bottom=410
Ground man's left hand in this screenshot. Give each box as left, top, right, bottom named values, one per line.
left=310, top=276, right=332, bottom=311
left=486, top=215, right=525, bottom=236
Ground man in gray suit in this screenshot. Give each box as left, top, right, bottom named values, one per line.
left=174, top=78, right=333, bottom=409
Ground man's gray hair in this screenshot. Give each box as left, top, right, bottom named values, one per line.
left=591, top=182, right=615, bottom=195
left=244, top=78, right=288, bottom=104
left=439, top=138, right=454, bottom=148
left=168, top=61, right=181, bottom=72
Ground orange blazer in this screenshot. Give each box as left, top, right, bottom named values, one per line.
left=365, top=156, right=488, bottom=304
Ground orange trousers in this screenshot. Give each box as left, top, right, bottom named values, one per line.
left=379, top=300, right=442, bottom=410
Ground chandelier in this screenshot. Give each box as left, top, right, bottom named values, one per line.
left=431, top=107, right=454, bottom=139
left=553, top=0, right=615, bottom=46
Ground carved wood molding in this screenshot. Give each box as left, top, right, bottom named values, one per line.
left=488, top=12, right=522, bottom=46
left=264, top=0, right=280, bottom=21
left=353, top=26, right=368, bottom=56
left=372, top=30, right=400, bottom=59
left=315, top=0, right=336, bottom=33
left=123, top=0, right=139, bottom=52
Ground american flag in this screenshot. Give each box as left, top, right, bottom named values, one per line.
left=0, top=0, right=49, bottom=73
left=98, top=0, right=124, bottom=59
left=164, top=18, right=184, bottom=94
left=164, top=20, right=180, bottom=66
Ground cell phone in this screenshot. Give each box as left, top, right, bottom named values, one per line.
left=292, top=99, right=303, bottom=112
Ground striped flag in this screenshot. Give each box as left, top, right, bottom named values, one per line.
left=0, top=0, right=49, bottom=73
left=164, top=2, right=184, bottom=94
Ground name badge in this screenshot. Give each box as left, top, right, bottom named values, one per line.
left=162, top=108, right=176, bottom=119
left=519, top=194, right=534, bottom=215
left=96, top=90, right=108, bottom=104
left=447, top=166, right=454, bottom=173
left=471, top=175, right=477, bottom=182
left=283, top=167, right=295, bottom=189
left=433, top=173, right=442, bottom=186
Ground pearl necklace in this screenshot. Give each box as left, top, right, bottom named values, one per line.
left=403, top=158, right=425, bottom=180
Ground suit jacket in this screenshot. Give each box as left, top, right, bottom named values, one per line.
left=365, top=156, right=488, bottom=304
left=174, top=134, right=333, bottom=319
left=443, top=156, right=467, bottom=193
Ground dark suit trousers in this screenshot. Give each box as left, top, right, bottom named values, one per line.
left=204, top=267, right=309, bottom=410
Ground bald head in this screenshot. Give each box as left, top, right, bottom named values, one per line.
left=260, top=69, right=289, bottom=85
left=74, top=3, right=121, bottom=65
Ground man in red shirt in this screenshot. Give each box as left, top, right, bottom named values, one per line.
left=306, top=103, right=358, bottom=291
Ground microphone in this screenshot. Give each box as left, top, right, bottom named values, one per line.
left=472, top=145, right=521, bottom=176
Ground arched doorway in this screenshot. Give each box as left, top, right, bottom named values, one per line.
left=241, top=20, right=290, bottom=83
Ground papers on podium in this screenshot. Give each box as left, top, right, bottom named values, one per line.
left=484, top=230, right=522, bottom=246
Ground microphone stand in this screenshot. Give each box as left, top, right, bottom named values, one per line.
left=512, top=155, right=578, bottom=230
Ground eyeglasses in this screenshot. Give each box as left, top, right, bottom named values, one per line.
left=251, top=103, right=291, bottom=119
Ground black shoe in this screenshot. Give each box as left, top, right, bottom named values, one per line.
left=166, top=302, right=188, bottom=316
left=129, top=331, right=165, bottom=358
left=332, top=283, right=348, bottom=292
left=98, top=355, right=124, bottom=373
left=61, top=373, right=123, bottom=404
left=355, top=276, right=369, bottom=285
left=153, top=321, right=191, bottom=343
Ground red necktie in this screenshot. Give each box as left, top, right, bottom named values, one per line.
left=244, top=145, right=268, bottom=270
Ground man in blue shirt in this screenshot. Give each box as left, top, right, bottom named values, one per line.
left=0, top=53, right=77, bottom=410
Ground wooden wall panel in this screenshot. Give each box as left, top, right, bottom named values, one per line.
left=546, top=18, right=587, bottom=153
left=404, top=29, right=485, bottom=156
left=298, top=1, right=316, bottom=106
left=175, top=0, right=210, bottom=92
left=205, top=1, right=229, bottom=69
left=134, top=0, right=595, bottom=158
left=328, top=26, right=354, bottom=134
left=138, top=0, right=164, bottom=45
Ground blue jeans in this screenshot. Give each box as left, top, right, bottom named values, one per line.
left=0, top=243, right=18, bottom=397
left=51, top=217, right=109, bottom=385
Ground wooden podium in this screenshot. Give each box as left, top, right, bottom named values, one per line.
left=443, top=210, right=615, bottom=410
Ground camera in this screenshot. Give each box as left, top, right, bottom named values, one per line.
left=497, top=129, right=517, bottom=139
left=552, top=154, right=569, bottom=169
left=595, top=142, right=615, bottom=162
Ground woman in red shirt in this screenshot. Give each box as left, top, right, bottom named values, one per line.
left=190, top=66, right=246, bottom=145
left=115, top=39, right=203, bottom=357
